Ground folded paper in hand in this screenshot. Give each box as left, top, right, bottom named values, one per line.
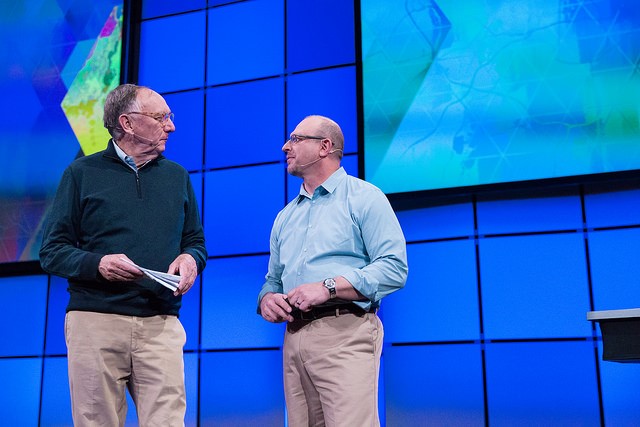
left=120, top=258, right=180, bottom=292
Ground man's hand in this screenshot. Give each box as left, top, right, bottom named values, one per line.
left=168, top=253, right=198, bottom=296
left=287, top=282, right=330, bottom=312
left=260, top=292, right=294, bottom=323
left=98, top=254, right=144, bottom=282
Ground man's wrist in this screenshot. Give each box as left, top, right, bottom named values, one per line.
left=323, top=278, right=337, bottom=299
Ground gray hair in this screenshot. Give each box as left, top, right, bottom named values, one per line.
left=103, top=84, right=146, bottom=140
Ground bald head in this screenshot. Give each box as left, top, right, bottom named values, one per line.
left=303, top=115, right=344, bottom=159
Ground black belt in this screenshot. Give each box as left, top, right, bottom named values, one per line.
left=290, top=304, right=376, bottom=321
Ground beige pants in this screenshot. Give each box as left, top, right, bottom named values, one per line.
left=283, top=312, right=383, bottom=427
left=65, top=311, right=186, bottom=427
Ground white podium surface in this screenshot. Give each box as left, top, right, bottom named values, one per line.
left=587, top=308, right=640, bottom=320
left=587, top=308, right=640, bottom=362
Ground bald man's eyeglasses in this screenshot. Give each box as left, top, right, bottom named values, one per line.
left=287, top=134, right=326, bottom=145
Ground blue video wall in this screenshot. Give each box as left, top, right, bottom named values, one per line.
left=2, top=1, right=640, bottom=426
left=362, top=0, right=640, bottom=194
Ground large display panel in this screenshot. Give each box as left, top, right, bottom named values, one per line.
left=199, top=350, right=284, bottom=425
left=362, top=0, right=640, bottom=195
left=382, top=240, right=481, bottom=343
left=0, top=0, right=124, bottom=263
left=484, top=341, right=600, bottom=424
left=384, top=344, right=485, bottom=425
left=480, top=233, right=592, bottom=339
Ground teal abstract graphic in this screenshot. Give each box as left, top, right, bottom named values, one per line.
left=363, top=0, right=640, bottom=194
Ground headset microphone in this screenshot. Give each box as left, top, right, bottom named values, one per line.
left=133, top=130, right=162, bottom=148
left=297, top=149, right=343, bottom=168
left=298, top=156, right=323, bottom=168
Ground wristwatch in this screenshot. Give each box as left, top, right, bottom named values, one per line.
left=323, top=278, right=337, bottom=299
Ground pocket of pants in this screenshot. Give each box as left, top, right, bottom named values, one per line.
left=64, top=312, right=71, bottom=348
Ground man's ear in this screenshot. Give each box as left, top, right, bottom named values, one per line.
left=320, top=138, right=332, bottom=155
left=119, top=114, right=134, bottom=133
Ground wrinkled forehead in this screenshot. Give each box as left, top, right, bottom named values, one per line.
left=138, top=88, right=169, bottom=111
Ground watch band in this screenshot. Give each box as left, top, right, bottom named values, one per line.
left=323, top=278, right=337, bottom=299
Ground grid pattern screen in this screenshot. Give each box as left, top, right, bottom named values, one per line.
left=2, top=1, right=640, bottom=425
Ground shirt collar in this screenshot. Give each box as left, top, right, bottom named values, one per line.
left=112, top=139, right=152, bottom=171
left=320, top=166, right=346, bottom=193
left=297, top=167, right=347, bottom=202
left=112, top=140, right=135, bottom=170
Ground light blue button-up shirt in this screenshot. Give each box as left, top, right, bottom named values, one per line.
left=258, top=167, right=408, bottom=311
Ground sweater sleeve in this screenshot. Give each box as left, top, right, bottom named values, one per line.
left=179, top=175, right=207, bottom=274
left=39, top=166, right=103, bottom=280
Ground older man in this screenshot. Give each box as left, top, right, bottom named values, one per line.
left=40, top=83, right=207, bottom=426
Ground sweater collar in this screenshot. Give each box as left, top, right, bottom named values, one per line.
left=104, top=139, right=163, bottom=169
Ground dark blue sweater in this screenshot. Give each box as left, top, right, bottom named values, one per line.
left=39, top=140, right=207, bottom=317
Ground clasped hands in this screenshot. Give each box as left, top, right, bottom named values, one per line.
left=259, top=282, right=330, bottom=323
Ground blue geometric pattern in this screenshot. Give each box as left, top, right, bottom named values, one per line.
left=0, top=0, right=122, bottom=262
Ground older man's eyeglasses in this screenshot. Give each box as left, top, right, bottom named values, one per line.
left=127, top=111, right=175, bottom=124
left=287, top=134, right=326, bottom=145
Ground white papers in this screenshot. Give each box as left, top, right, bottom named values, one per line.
left=120, top=258, right=180, bottom=292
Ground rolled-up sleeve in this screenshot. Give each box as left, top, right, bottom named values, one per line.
left=342, top=187, right=408, bottom=304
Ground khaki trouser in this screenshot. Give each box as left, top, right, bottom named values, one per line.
left=65, top=311, right=186, bottom=427
left=283, top=312, right=383, bottom=427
